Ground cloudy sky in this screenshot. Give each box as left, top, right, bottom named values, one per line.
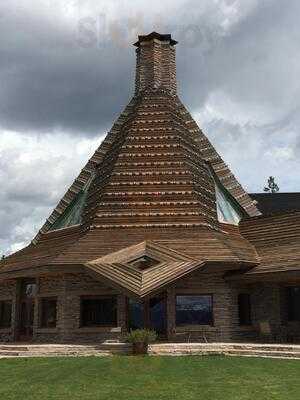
left=1, top=0, right=300, bottom=256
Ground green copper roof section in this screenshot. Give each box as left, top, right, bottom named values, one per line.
left=49, top=173, right=94, bottom=231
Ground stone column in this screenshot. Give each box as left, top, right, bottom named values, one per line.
left=60, top=274, right=81, bottom=342
left=32, top=278, right=40, bottom=341
left=11, top=279, right=21, bottom=342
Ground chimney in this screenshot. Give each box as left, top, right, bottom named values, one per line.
left=134, top=32, right=178, bottom=95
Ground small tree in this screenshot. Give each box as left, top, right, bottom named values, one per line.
left=264, top=176, right=279, bottom=193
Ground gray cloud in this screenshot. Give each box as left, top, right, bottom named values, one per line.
left=0, top=3, right=134, bottom=135
left=1, top=1, right=299, bottom=137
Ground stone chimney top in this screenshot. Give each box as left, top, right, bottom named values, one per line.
left=134, top=32, right=178, bottom=47
left=134, top=32, right=178, bottom=95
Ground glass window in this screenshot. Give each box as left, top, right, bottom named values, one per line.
left=215, top=184, right=242, bottom=225
left=238, top=293, right=252, bottom=325
left=0, top=300, right=12, bottom=328
left=40, top=298, right=57, bottom=328
left=150, top=296, right=166, bottom=335
left=176, top=295, right=213, bottom=326
left=81, top=296, right=117, bottom=327
left=288, top=287, right=300, bottom=321
left=50, top=173, right=95, bottom=231
left=128, top=299, right=144, bottom=330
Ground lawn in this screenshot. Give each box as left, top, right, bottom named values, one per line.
left=0, top=356, right=299, bottom=400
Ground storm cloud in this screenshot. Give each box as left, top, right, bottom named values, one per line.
left=1, top=0, right=300, bottom=255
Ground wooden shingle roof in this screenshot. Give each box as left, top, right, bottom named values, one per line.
left=238, top=211, right=300, bottom=277
left=251, top=192, right=300, bottom=215
left=0, top=32, right=267, bottom=287
left=0, top=225, right=83, bottom=275
left=32, top=33, right=259, bottom=241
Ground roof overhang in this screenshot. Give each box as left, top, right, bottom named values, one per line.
left=84, top=241, right=254, bottom=299
left=0, top=264, right=85, bottom=280
left=85, top=241, right=203, bottom=299
left=226, top=269, right=300, bottom=284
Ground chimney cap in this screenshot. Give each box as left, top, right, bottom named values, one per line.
left=134, top=32, right=178, bottom=47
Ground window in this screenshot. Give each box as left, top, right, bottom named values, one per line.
left=238, top=293, right=252, bottom=325
left=128, top=299, right=144, bottom=330
left=288, top=287, right=300, bottom=321
left=0, top=300, right=12, bottom=328
left=40, top=298, right=57, bottom=328
left=81, top=296, right=117, bottom=327
left=215, top=183, right=243, bottom=225
left=176, top=295, right=213, bottom=326
left=49, top=173, right=95, bottom=231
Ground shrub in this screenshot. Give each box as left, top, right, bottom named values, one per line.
left=126, top=329, right=157, bottom=344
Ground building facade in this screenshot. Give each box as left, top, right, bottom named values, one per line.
left=1, top=32, right=299, bottom=343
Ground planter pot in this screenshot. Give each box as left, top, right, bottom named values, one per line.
left=132, top=342, right=148, bottom=355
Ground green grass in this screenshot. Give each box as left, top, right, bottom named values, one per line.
left=0, top=356, right=299, bottom=400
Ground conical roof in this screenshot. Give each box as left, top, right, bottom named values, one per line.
left=0, top=33, right=260, bottom=295
left=33, top=32, right=259, bottom=240
left=82, top=88, right=220, bottom=232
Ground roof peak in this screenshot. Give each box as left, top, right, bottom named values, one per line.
left=134, top=32, right=178, bottom=47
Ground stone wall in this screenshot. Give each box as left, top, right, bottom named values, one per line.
left=35, top=273, right=127, bottom=343
left=166, top=271, right=300, bottom=343
left=231, top=283, right=300, bottom=342
left=0, top=273, right=127, bottom=343
left=1, top=271, right=299, bottom=343
left=46, top=273, right=299, bottom=343
left=167, top=270, right=239, bottom=342
left=279, top=286, right=300, bottom=342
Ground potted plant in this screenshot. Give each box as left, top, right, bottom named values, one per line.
left=126, top=329, right=157, bottom=355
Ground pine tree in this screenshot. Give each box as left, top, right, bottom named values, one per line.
left=264, top=176, right=279, bottom=193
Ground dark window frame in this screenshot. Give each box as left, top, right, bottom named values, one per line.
left=80, top=295, right=118, bottom=328
left=287, top=287, right=300, bottom=322
left=0, top=300, right=12, bottom=329
left=175, top=294, right=214, bottom=327
left=238, top=293, right=252, bottom=326
left=39, top=297, right=58, bottom=328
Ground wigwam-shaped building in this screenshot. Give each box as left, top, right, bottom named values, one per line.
left=1, top=32, right=300, bottom=343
